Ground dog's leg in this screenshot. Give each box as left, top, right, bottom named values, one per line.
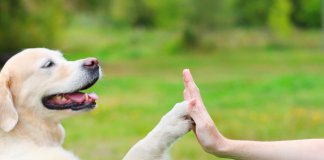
left=123, top=101, right=193, bottom=160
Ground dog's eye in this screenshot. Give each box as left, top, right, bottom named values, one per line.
left=42, top=60, right=55, bottom=68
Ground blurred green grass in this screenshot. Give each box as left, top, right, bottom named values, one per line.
left=61, top=49, right=324, bottom=159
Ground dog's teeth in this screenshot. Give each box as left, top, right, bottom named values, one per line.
left=85, top=93, right=88, bottom=101
left=53, top=95, right=61, bottom=100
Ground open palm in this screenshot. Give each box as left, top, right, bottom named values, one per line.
left=183, top=69, right=226, bottom=154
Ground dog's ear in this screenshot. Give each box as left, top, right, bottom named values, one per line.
left=0, top=73, right=18, bottom=132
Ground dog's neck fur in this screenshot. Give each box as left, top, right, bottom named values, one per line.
left=4, top=107, right=64, bottom=146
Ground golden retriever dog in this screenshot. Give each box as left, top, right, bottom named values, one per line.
left=0, top=48, right=192, bottom=160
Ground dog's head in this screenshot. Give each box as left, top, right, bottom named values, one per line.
left=0, top=48, right=100, bottom=132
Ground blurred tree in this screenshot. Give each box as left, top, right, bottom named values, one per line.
left=268, top=0, right=293, bottom=39
left=68, top=0, right=105, bottom=11
left=182, top=0, right=236, bottom=48
left=109, top=0, right=154, bottom=27
left=235, top=0, right=321, bottom=29
left=234, top=0, right=272, bottom=27
left=144, top=0, right=189, bottom=28
left=291, top=0, right=321, bottom=29
left=0, top=0, right=65, bottom=57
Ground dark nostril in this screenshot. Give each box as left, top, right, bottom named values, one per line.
left=83, top=58, right=99, bottom=69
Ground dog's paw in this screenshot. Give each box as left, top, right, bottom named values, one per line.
left=131, top=101, right=193, bottom=154
left=158, top=101, right=193, bottom=140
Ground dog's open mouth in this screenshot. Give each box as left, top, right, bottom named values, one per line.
left=42, top=79, right=99, bottom=111
left=43, top=92, right=98, bottom=111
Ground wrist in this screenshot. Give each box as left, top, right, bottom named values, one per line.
left=213, top=138, right=240, bottom=158
left=209, top=136, right=232, bottom=157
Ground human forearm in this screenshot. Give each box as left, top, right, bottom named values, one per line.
left=183, top=69, right=324, bottom=160
left=217, top=139, right=324, bottom=160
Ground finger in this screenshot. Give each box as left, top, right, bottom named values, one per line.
left=188, top=98, right=200, bottom=120
left=183, top=68, right=193, bottom=82
left=188, top=99, right=213, bottom=126
left=183, top=69, right=193, bottom=87
left=183, top=69, right=201, bottom=100
left=184, top=89, right=191, bottom=100
left=183, top=69, right=195, bottom=100
left=183, top=69, right=190, bottom=90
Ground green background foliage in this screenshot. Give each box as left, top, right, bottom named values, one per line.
left=1, top=0, right=324, bottom=159
left=0, top=0, right=322, bottom=55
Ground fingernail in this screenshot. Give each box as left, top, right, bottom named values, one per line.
left=183, top=69, right=189, bottom=82
left=184, top=69, right=190, bottom=74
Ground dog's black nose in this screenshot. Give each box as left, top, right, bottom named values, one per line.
left=83, top=58, right=99, bottom=69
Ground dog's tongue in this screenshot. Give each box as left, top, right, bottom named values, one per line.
left=64, top=92, right=85, bottom=103
left=63, top=92, right=99, bottom=104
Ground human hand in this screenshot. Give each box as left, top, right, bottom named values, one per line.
left=183, top=69, right=228, bottom=155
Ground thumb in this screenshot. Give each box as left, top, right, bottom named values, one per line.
left=188, top=98, right=214, bottom=128
left=188, top=98, right=201, bottom=121
left=188, top=98, right=197, bottom=113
